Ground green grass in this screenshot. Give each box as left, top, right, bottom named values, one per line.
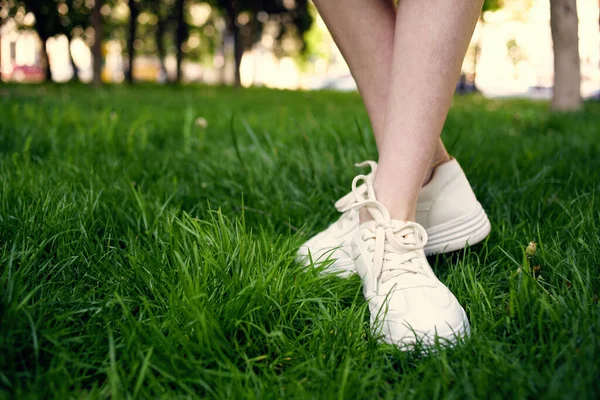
left=1, top=83, right=599, bottom=399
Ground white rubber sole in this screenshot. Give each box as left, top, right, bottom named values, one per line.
left=424, top=203, right=491, bottom=256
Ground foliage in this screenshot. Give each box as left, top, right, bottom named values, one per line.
left=209, top=0, right=313, bottom=56
left=6, top=0, right=313, bottom=84
left=1, top=84, right=600, bottom=398
left=482, top=0, right=503, bottom=13
left=21, top=0, right=94, bottom=39
left=298, top=3, right=328, bottom=68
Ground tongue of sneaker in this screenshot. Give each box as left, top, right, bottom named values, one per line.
left=357, top=219, right=432, bottom=289
left=358, top=220, right=420, bottom=246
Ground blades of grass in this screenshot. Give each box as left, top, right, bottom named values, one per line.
left=23, top=309, right=39, bottom=362
left=15, top=286, right=41, bottom=311
left=299, top=125, right=315, bottom=183
left=182, top=106, right=194, bottom=154
left=129, top=183, right=149, bottom=233
left=2, top=242, right=17, bottom=304
left=132, top=347, right=153, bottom=399
left=107, top=326, right=120, bottom=398
left=242, top=119, right=274, bottom=167
left=230, top=114, right=246, bottom=171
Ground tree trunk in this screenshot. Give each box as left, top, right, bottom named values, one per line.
left=149, top=1, right=168, bottom=82
left=25, top=3, right=54, bottom=82
left=217, top=42, right=226, bottom=85
left=155, top=18, right=168, bottom=82
left=69, top=39, right=79, bottom=81
left=175, top=0, right=186, bottom=83
left=39, top=33, right=52, bottom=82
left=232, top=24, right=243, bottom=88
left=224, top=0, right=242, bottom=87
left=92, top=0, right=103, bottom=87
left=549, top=0, right=581, bottom=111
left=156, top=26, right=168, bottom=83
left=126, top=0, right=138, bottom=84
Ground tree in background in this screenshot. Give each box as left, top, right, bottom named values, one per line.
left=0, top=3, right=7, bottom=83
left=64, top=1, right=93, bottom=81
left=148, top=0, right=170, bottom=81
left=21, top=0, right=59, bottom=81
left=7, top=0, right=312, bottom=87
left=20, top=0, right=97, bottom=82
left=132, top=0, right=191, bottom=84
left=218, top=0, right=243, bottom=86
left=91, top=0, right=103, bottom=86
left=0, top=1, right=18, bottom=83
left=174, top=0, right=187, bottom=83
left=4, top=0, right=96, bottom=82
left=137, top=0, right=313, bottom=86
left=549, top=0, right=581, bottom=111
left=212, top=0, right=312, bottom=87
left=126, top=0, right=138, bottom=83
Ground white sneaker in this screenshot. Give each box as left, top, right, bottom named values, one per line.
left=297, top=158, right=491, bottom=277
left=343, top=162, right=470, bottom=347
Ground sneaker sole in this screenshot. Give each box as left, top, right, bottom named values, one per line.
left=424, top=202, right=491, bottom=256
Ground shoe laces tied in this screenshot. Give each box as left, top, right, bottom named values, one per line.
left=333, top=166, right=372, bottom=230
left=338, top=161, right=430, bottom=294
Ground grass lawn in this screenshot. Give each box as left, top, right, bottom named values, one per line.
left=1, top=83, right=599, bottom=399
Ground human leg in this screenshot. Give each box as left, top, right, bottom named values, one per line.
left=346, top=0, right=484, bottom=347
left=373, top=0, right=484, bottom=222
left=298, top=1, right=490, bottom=280
left=312, top=0, right=449, bottom=176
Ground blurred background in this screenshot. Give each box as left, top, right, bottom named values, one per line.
left=0, top=0, right=598, bottom=99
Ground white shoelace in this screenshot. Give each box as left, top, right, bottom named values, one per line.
left=338, top=161, right=430, bottom=294
left=334, top=176, right=368, bottom=230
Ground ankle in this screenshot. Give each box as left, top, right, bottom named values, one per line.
left=422, top=169, right=434, bottom=187
left=422, top=154, right=451, bottom=186
left=358, top=197, right=416, bottom=224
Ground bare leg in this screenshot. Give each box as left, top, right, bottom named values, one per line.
left=374, top=0, right=483, bottom=221
left=301, top=1, right=486, bottom=347
left=313, top=0, right=449, bottom=181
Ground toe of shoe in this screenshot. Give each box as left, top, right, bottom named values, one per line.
left=295, top=234, right=322, bottom=264
left=296, top=235, right=356, bottom=275
left=295, top=244, right=310, bottom=263
left=379, top=301, right=469, bottom=348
